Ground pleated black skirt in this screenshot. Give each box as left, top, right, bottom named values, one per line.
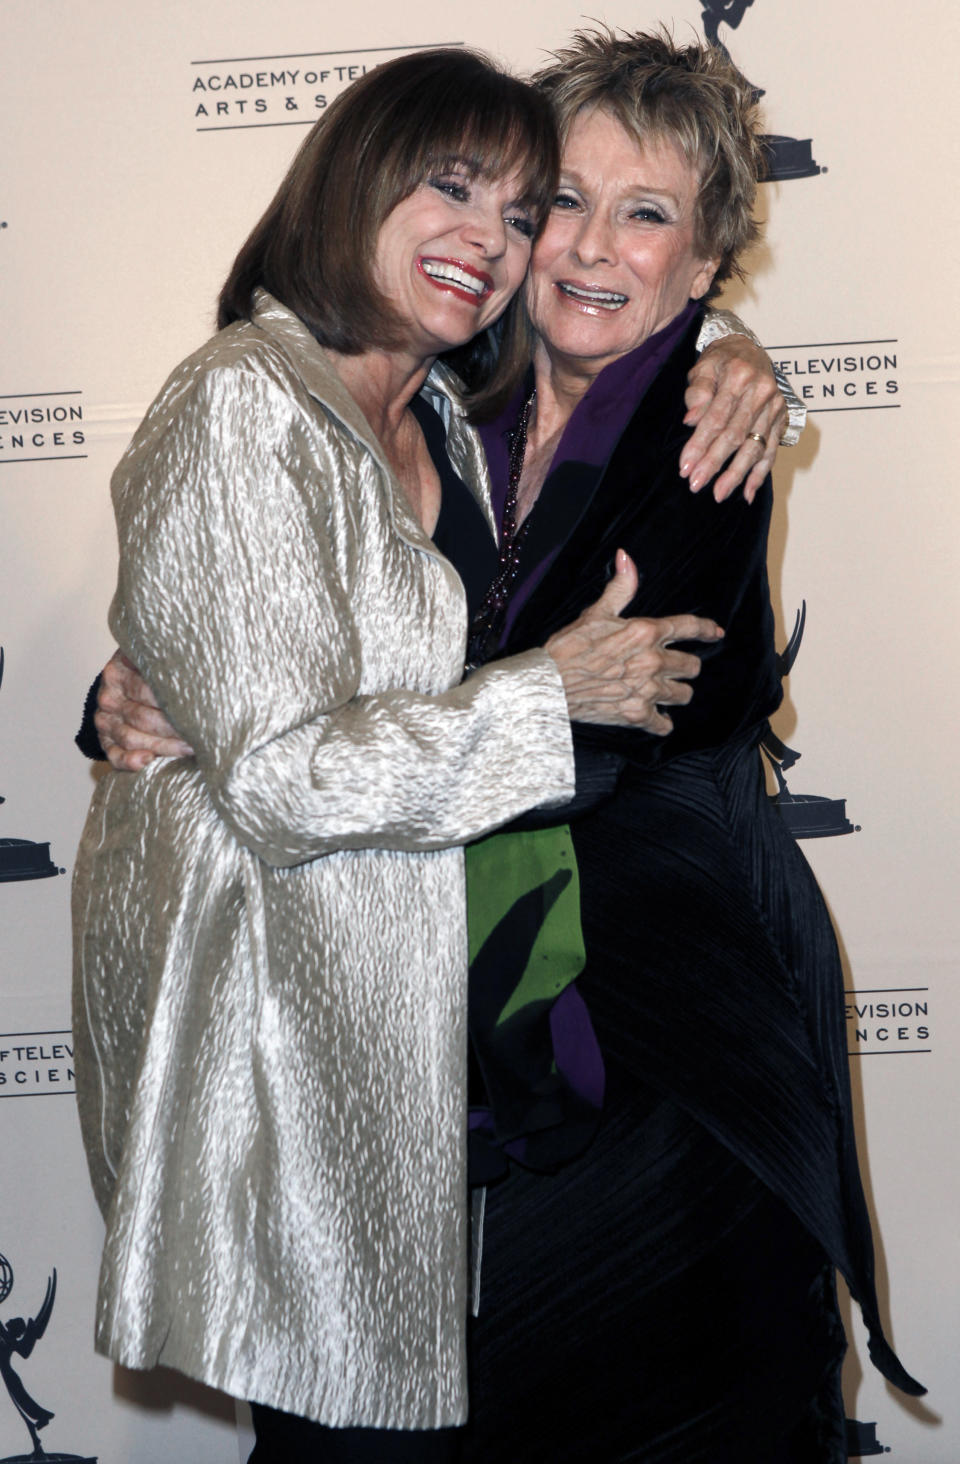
left=462, top=737, right=872, bottom=1462
left=464, top=1074, right=847, bottom=1462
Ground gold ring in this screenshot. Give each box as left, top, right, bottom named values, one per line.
left=747, top=433, right=766, bottom=446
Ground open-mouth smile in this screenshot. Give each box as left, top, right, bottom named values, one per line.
left=419, top=257, right=494, bottom=306
left=556, top=281, right=629, bottom=312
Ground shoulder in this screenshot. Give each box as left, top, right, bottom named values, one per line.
left=122, top=325, right=298, bottom=451
left=606, top=316, right=771, bottom=529
left=116, top=312, right=356, bottom=493
left=151, top=306, right=332, bottom=419
left=610, top=319, right=703, bottom=483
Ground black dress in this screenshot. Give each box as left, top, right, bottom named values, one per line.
left=451, top=312, right=922, bottom=1462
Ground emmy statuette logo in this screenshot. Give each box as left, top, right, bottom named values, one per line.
left=0, top=650, right=64, bottom=883
left=0, top=1256, right=96, bottom=1463
left=701, top=0, right=822, bottom=179
left=762, top=605, right=859, bottom=839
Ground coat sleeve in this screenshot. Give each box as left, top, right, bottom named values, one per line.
left=109, top=365, right=574, bottom=866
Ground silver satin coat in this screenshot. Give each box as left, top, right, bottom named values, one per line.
left=72, top=293, right=575, bottom=1428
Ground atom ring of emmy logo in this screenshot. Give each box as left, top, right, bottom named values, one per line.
left=0, top=1255, right=96, bottom=1463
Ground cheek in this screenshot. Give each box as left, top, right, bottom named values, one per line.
left=665, top=232, right=710, bottom=293
left=506, top=238, right=533, bottom=294
left=628, top=241, right=696, bottom=305
left=531, top=217, right=569, bottom=273
left=624, top=238, right=666, bottom=284
left=523, top=270, right=552, bottom=333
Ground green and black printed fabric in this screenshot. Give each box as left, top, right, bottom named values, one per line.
left=466, top=824, right=603, bottom=1184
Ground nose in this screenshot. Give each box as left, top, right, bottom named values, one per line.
left=572, top=209, right=617, bottom=268
left=461, top=201, right=508, bottom=259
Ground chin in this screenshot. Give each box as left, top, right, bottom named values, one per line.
left=554, top=324, right=629, bottom=358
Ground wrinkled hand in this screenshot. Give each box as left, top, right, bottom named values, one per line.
left=95, top=650, right=194, bottom=771
left=544, top=551, right=724, bottom=734
left=681, top=335, right=788, bottom=503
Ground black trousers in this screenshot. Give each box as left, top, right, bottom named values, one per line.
left=248, top=1402, right=463, bottom=1463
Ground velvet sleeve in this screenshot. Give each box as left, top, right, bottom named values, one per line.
left=570, top=472, right=781, bottom=769
left=75, top=673, right=107, bottom=761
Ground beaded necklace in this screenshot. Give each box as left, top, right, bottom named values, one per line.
left=465, top=388, right=536, bottom=670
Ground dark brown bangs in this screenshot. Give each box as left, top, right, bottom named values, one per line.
left=388, top=67, right=559, bottom=227
left=425, top=149, right=548, bottom=225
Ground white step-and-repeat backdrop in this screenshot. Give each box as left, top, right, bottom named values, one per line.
left=2, top=2, right=956, bottom=1459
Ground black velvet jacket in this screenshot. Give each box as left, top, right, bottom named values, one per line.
left=504, top=308, right=782, bottom=769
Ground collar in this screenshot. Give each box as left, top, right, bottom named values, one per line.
left=247, top=290, right=495, bottom=543
left=251, top=290, right=468, bottom=437
left=480, top=300, right=701, bottom=517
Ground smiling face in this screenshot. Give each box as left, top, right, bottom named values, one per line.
left=526, top=107, right=719, bottom=383
left=373, top=166, right=536, bottom=363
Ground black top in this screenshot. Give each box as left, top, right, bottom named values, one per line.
left=410, top=393, right=498, bottom=622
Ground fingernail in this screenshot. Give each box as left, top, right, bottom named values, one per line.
left=679, top=458, right=691, bottom=477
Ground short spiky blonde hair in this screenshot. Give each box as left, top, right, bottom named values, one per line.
left=532, top=27, right=764, bottom=295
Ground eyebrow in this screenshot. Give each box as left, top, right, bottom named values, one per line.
left=558, top=169, right=682, bottom=207
left=432, top=154, right=538, bottom=205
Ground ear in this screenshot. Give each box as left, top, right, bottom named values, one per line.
left=689, top=255, right=721, bottom=302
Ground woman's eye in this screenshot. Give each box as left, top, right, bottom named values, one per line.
left=506, top=214, right=535, bottom=239
left=632, top=205, right=667, bottom=223
left=552, top=191, right=580, bottom=210
left=430, top=177, right=470, bottom=203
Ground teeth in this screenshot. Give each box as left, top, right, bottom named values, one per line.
left=558, top=282, right=627, bottom=309
left=421, top=260, right=487, bottom=296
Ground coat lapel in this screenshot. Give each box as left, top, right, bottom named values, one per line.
left=251, top=292, right=490, bottom=559
left=505, top=314, right=703, bottom=653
